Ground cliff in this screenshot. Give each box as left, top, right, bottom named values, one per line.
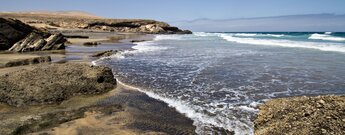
left=0, top=12, right=192, bottom=34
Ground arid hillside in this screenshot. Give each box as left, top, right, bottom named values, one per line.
left=0, top=11, right=192, bottom=34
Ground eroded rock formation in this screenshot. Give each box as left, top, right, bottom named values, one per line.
left=0, top=18, right=66, bottom=52
left=91, top=50, right=118, bottom=58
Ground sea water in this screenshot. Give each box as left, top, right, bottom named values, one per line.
left=94, top=32, right=345, bottom=135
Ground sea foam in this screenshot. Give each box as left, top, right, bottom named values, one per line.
left=219, top=34, right=345, bottom=53
left=234, top=33, right=285, bottom=38
left=91, top=37, right=170, bottom=64
left=308, top=33, right=345, bottom=42
left=95, top=32, right=345, bottom=135
left=116, top=80, right=255, bottom=135
left=154, top=34, right=184, bottom=41
left=132, top=41, right=169, bottom=53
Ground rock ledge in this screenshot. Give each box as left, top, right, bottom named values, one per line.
left=0, top=63, right=116, bottom=107
left=255, top=95, right=345, bottom=135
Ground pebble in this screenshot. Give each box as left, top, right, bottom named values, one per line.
left=318, top=99, right=326, bottom=104
left=321, top=128, right=327, bottom=134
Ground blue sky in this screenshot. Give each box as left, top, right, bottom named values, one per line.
left=1, top=0, right=345, bottom=22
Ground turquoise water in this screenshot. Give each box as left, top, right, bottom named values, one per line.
left=95, top=32, right=345, bottom=135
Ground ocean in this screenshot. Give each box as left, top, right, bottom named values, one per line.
left=94, top=32, right=345, bottom=135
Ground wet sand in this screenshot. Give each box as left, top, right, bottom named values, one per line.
left=0, top=82, right=195, bottom=135
left=27, top=83, right=196, bottom=135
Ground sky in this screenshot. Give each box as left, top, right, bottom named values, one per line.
left=1, top=0, right=345, bottom=22
left=173, top=14, right=345, bottom=32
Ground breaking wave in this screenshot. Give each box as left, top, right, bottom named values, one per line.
left=116, top=80, right=257, bottom=135
left=308, top=33, right=345, bottom=42
left=234, top=33, right=285, bottom=38
left=94, top=32, right=345, bottom=135
left=219, top=34, right=345, bottom=53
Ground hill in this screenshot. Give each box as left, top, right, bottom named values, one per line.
left=0, top=11, right=191, bottom=34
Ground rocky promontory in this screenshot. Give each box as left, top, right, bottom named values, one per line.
left=0, top=63, right=116, bottom=107
left=0, top=12, right=192, bottom=34
left=0, top=18, right=66, bottom=52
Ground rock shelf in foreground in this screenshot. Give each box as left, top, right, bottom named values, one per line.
left=0, top=63, right=116, bottom=107
left=255, top=95, right=345, bottom=135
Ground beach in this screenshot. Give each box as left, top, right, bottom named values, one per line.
left=1, top=11, right=345, bottom=135
left=99, top=32, right=345, bottom=134
left=0, top=30, right=197, bottom=134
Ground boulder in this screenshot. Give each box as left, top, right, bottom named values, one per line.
left=83, top=41, right=101, bottom=46
left=0, top=18, right=37, bottom=50
left=180, top=30, right=193, bottom=34
left=130, top=39, right=147, bottom=43
left=0, top=63, right=116, bottom=107
left=41, top=33, right=66, bottom=50
left=8, top=32, right=45, bottom=51
left=8, top=32, right=66, bottom=52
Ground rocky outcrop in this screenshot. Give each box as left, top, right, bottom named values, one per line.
left=83, top=41, right=101, bottom=46
left=0, top=18, right=38, bottom=50
left=0, top=63, right=116, bottom=107
left=255, top=95, right=345, bottom=135
left=8, top=32, right=65, bottom=52
left=88, top=21, right=192, bottom=34
left=91, top=50, right=118, bottom=58
left=41, top=33, right=66, bottom=50
left=0, top=18, right=66, bottom=52
left=2, top=56, right=51, bottom=68
left=0, top=13, right=192, bottom=34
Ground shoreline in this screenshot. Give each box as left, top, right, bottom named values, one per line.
left=0, top=32, right=197, bottom=135
left=1, top=28, right=344, bottom=134
left=90, top=32, right=345, bottom=135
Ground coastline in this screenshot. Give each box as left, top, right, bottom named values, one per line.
left=0, top=32, right=197, bottom=134
left=92, top=32, right=345, bottom=135
left=1, top=14, right=344, bottom=134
